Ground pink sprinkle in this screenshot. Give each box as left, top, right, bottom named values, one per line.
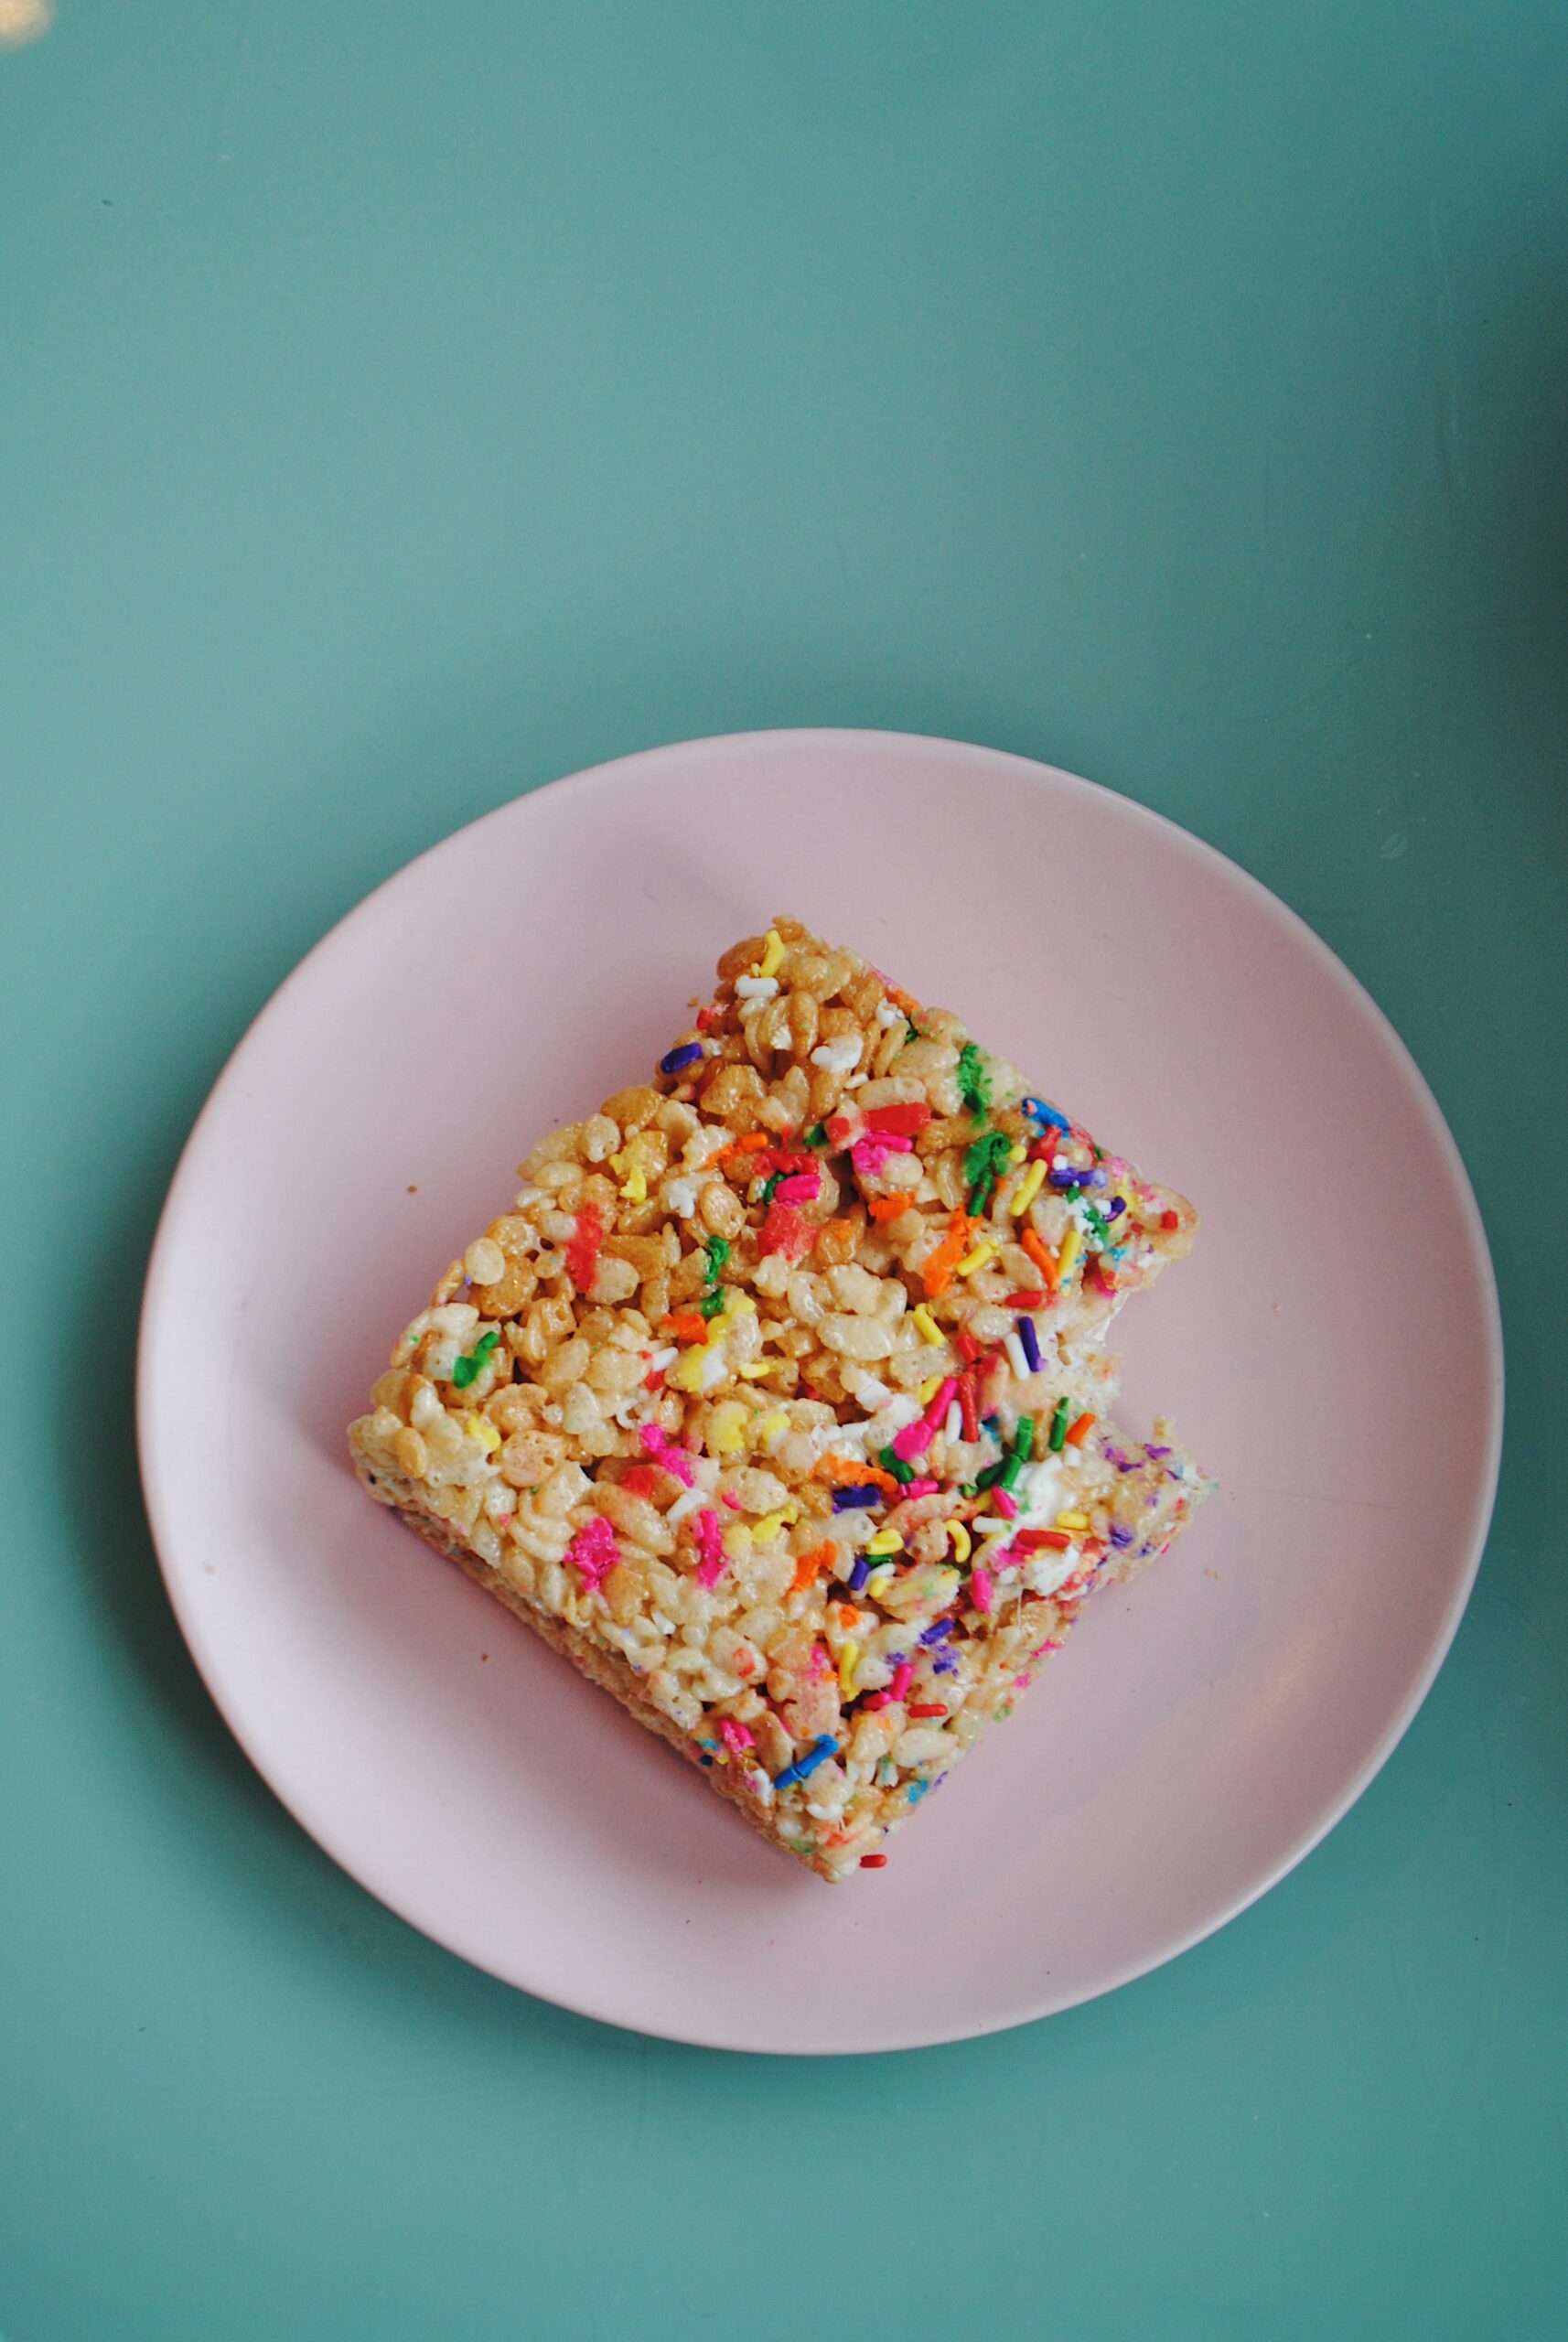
left=564, top=1515, right=618, bottom=1593
left=772, top=1168, right=821, bottom=1206
left=639, top=1423, right=695, bottom=1485
left=851, top=1133, right=913, bottom=1179
left=993, top=1488, right=1018, bottom=1519
left=904, top=1477, right=939, bottom=1499
left=890, top=1660, right=914, bottom=1702
left=972, top=1567, right=994, bottom=1613
left=720, top=1489, right=743, bottom=1509
left=860, top=1691, right=891, bottom=1711
left=892, top=1376, right=958, bottom=1462
left=1015, top=1671, right=1033, bottom=1689
left=693, top=1507, right=726, bottom=1587
left=717, top=1717, right=754, bottom=1755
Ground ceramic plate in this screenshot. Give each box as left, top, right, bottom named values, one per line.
left=137, top=730, right=1501, bottom=2053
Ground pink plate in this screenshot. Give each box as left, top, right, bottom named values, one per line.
left=137, top=730, right=1502, bottom=2053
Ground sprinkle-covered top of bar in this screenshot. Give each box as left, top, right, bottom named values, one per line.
left=351, top=917, right=1204, bottom=1875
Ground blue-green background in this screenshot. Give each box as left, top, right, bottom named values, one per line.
left=3, top=5, right=1564, bottom=2337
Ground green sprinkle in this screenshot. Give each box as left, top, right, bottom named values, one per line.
left=697, top=1288, right=727, bottom=1319
left=973, top=1459, right=1006, bottom=1492
left=904, top=1021, right=921, bottom=1047
left=957, top=1042, right=991, bottom=1114
left=1001, top=1454, right=1026, bottom=1493
left=964, top=1127, right=1012, bottom=1218
left=703, top=1234, right=731, bottom=1284
left=878, top=1445, right=916, bottom=1485
left=1048, top=1395, right=1071, bottom=1452
left=758, top=1172, right=783, bottom=1206
left=451, top=1327, right=499, bottom=1390
left=1014, top=1414, right=1036, bottom=1461
left=804, top=1122, right=828, bottom=1148
left=1082, top=1202, right=1111, bottom=1247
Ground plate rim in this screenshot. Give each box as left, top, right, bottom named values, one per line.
left=135, top=726, right=1505, bottom=2053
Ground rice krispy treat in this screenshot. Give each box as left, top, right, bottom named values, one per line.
left=349, top=917, right=1213, bottom=1880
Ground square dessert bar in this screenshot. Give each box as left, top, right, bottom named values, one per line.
left=349, top=917, right=1211, bottom=1879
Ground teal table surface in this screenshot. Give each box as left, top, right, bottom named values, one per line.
left=3, top=6, right=1565, bottom=2338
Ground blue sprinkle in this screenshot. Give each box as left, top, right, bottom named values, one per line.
left=832, top=1485, right=882, bottom=1511
left=775, top=1735, right=838, bottom=1789
left=933, top=1649, right=959, bottom=1676
left=1019, top=1317, right=1042, bottom=1373
left=659, top=1041, right=703, bottom=1075
left=906, top=1778, right=929, bottom=1805
left=1080, top=1166, right=1108, bottom=1189
left=699, top=1754, right=714, bottom=1767
left=920, top=1617, right=954, bottom=1648
left=1047, top=1167, right=1080, bottom=1189
left=847, top=1555, right=870, bottom=1592
left=1021, top=1097, right=1069, bottom=1133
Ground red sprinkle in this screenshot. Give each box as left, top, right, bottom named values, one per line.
left=1003, top=1289, right=1047, bottom=1309
left=863, top=1102, right=932, bottom=1137
left=859, top=1690, right=891, bottom=1711
left=564, top=1203, right=605, bottom=1293
left=758, top=1199, right=815, bottom=1260
left=958, top=1375, right=981, bottom=1442
left=619, top=1466, right=659, bottom=1498
left=955, top=1328, right=983, bottom=1364
left=908, top=1703, right=948, bottom=1718
left=1160, top=1209, right=1180, bottom=1230
left=860, top=1854, right=888, bottom=1868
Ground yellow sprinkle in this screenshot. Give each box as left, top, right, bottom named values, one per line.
left=736, top=1360, right=772, bottom=1380
left=1058, top=1224, right=1082, bottom=1280
left=722, top=1289, right=757, bottom=1316
left=465, top=1413, right=500, bottom=1453
left=946, top=1519, right=972, bottom=1564
left=755, top=927, right=785, bottom=980
left=918, top=1374, right=944, bottom=1405
left=865, top=1560, right=897, bottom=1586
left=1056, top=1509, right=1091, bottom=1531
left=1008, top=1138, right=1027, bottom=1164
left=911, top=1304, right=943, bottom=1347
left=838, top=1638, right=860, bottom=1697
left=709, top=1401, right=748, bottom=1454
left=865, top=1530, right=905, bottom=1556
left=669, top=1348, right=711, bottom=1393
left=751, top=1509, right=792, bottom=1544
left=618, top=1165, right=648, bottom=1204
left=1009, top=1159, right=1047, bottom=1219
left=957, top=1240, right=995, bottom=1276
left=757, top=1410, right=789, bottom=1444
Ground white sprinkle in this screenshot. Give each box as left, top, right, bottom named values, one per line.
left=810, top=1036, right=861, bottom=1075
left=649, top=1345, right=679, bottom=1372
left=736, top=974, right=779, bottom=1001
left=664, top=1176, right=700, bottom=1218
left=665, top=1486, right=705, bottom=1527
left=651, top=1612, right=677, bottom=1637
left=699, top=1347, right=727, bottom=1392
left=875, top=999, right=905, bottom=1026
left=1004, top=1329, right=1030, bottom=1380
left=942, top=1401, right=962, bottom=1443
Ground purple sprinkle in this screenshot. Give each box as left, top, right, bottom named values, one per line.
left=1109, top=1523, right=1133, bottom=1548
left=832, top=1485, right=882, bottom=1511
left=1107, top=1197, right=1126, bottom=1219
left=1147, top=1445, right=1172, bottom=1459
left=1019, top=1317, right=1042, bottom=1373
left=1080, top=1167, right=1108, bottom=1189
left=920, top=1617, right=954, bottom=1647
left=846, top=1556, right=870, bottom=1592
left=933, top=1650, right=959, bottom=1675
left=659, top=1041, right=703, bottom=1075
left=1047, top=1167, right=1080, bottom=1189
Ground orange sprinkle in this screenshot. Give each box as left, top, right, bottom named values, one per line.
left=817, top=1215, right=858, bottom=1248
left=815, top=1455, right=901, bottom=1495
left=789, top=1541, right=835, bottom=1595
left=867, top=1193, right=913, bottom=1224
left=1064, top=1412, right=1097, bottom=1445
left=1021, top=1226, right=1060, bottom=1292
left=663, top=1311, right=708, bottom=1344
left=922, top=1211, right=975, bottom=1298
left=715, top=1133, right=771, bottom=1163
